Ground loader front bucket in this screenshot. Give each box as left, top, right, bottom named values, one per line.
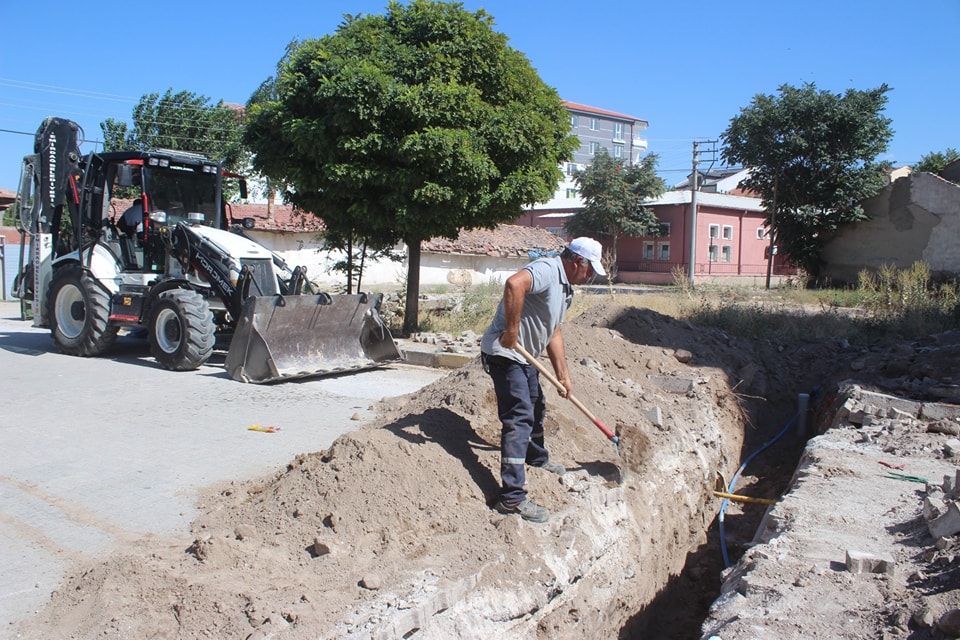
left=225, top=292, right=403, bottom=383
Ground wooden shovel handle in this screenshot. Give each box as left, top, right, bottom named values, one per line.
left=513, top=344, right=617, bottom=442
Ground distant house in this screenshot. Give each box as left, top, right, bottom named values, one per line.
left=517, top=165, right=793, bottom=285
left=821, top=172, right=960, bottom=284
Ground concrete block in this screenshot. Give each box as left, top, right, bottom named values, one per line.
left=928, top=502, right=960, bottom=539
left=944, top=439, right=960, bottom=458
left=400, top=350, right=437, bottom=367
left=645, top=406, right=663, bottom=427
left=855, top=388, right=921, bottom=418
left=922, top=402, right=960, bottom=421
left=648, top=375, right=695, bottom=394
left=434, top=352, right=475, bottom=369
left=923, top=496, right=947, bottom=521
left=845, top=549, right=895, bottom=575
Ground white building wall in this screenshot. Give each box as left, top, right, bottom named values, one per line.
left=245, top=229, right=533, bottom=291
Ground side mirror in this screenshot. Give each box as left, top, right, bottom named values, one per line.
left=239, top=179, right=248, bottom=200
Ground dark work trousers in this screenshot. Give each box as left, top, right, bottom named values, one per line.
left=483, top=354, right=549, bottom=504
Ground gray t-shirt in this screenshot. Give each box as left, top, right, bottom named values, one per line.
left=480, top=256, right=574, bottom=363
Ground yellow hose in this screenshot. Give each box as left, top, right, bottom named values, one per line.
left=713, top=491, right=777, bottom=505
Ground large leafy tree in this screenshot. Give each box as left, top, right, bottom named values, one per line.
left=100, top=89, right=247, bottom=172
left=914, top=148, right=959, bottom=180
left=244, top=1, right=577, bottom=334
left=565, top=148, right=665, bottom=269
left=721, top=82, right=893, bottom=278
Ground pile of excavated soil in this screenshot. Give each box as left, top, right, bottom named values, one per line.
left=15, top=301, right=960, bottom=639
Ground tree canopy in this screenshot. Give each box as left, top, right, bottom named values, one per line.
left=565, top=148, right=665, bottom=271
left=913, top=148, right=959, bottom=179
left=721, top=82, right=893, bottom=278
left=100, top=89, right=247, bottom=173
left=244, top=0, right=577, bottom=333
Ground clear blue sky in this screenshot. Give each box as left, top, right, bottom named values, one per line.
left=1, top=0, right=956, bottom=192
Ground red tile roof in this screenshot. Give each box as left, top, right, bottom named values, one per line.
left=105, top=198, right=324, bottom=233
left=229, top=202, right=325, bottom=233
left=0, top=188, right=16, bottom=207
left=422, top=224, right=566, bottom=257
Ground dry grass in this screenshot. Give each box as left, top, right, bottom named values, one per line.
left=406, top=261, right=960, bottom=344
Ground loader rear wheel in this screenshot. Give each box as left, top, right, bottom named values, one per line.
left=148, top=289, right=215, bottom=371
left=48, top=264, right=118, bottom=356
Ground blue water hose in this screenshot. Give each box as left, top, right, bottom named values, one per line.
left=718, top=387, right=817, bottom=568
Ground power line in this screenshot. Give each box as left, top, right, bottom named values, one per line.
left=0, top=78, right=137, bottom=103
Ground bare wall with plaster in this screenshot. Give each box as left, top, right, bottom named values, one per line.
left=821, top=173, right=960, bottom=283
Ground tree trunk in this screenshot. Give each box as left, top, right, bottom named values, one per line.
left=403, top=239, right=422, bottom=336
left=357, top=241, right=367, bottom=293
left=346, top=235, right=354, bottom=294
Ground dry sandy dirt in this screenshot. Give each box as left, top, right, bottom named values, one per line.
left=13, top=300, right=960, bottom=639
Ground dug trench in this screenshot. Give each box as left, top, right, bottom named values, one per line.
left=16, top=301, right=960, bottom=639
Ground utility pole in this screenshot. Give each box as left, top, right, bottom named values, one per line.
left=686, top=140, right=718, bottom=288
left=687, top=142, right=700, bottom=288
left=764, top=173, right=779, bottom=289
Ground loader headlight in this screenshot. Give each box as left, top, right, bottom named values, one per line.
left=150, top=211, right=167, bottom=224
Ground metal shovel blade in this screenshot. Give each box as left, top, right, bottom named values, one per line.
left=225, top=293, right=403, bottom=383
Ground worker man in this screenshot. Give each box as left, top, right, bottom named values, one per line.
left=119, top=198, right=144, bottom=237
left=480, top=237, right=606, bottom=523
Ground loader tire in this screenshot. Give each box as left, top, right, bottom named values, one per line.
left=48, top=264, right=118, bottom=357
left=149, top=289, right=215, bottom=371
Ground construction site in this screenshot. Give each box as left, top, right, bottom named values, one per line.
left=4, top=296, right=959, bottom=639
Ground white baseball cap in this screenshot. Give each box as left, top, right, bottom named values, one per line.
left=568, top=237, right=606, bottom=277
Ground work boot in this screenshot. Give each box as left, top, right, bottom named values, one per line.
left=538, top=460, right=566, bottom=476
left=495, top=499, right=549, bottom=523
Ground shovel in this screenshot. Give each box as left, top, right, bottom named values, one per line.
left=514, top=343, right=621, bottom=455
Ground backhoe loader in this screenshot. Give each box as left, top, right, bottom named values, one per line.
left=13, top=117, right=401, bottom=383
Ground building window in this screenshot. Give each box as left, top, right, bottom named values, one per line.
left=570, top=115, right=579, bottom=128
left=566, top=163, right=578, bottom=176
left=658, top=243, right=670, bottom=260
left=658, top=222, right=671, bottom=237
left=589, top=117, right=599, bottom=131
left=708, top=224, right=720, bottom=239
left=722, top=225, right=733, bottom=240
left=613, top=144, right=623, bottom=159
left=643, top=242, right=655, bottom=260
left=756, top=227, right=769, bottom=240
left=565, top=188, right=578, bottom=198
left=708, top=244, right=719, bottom=262
left=721, top=245, right=732, bottom=262
left=613, top=122, right=624, bottom=140
left=589, top=141, right=600, bottom=155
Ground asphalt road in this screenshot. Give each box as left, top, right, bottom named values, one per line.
left=0, top=301, right=446, bottom=629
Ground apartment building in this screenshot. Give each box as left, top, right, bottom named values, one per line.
left=515, top=101, right=649, bottom=233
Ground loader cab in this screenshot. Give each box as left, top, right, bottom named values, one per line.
left=142, top=157, right=222, bottom=230
left=102, top=153, right=225, bottom=274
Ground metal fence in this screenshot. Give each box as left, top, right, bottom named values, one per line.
left=616, top=260, right=797, bottom=277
